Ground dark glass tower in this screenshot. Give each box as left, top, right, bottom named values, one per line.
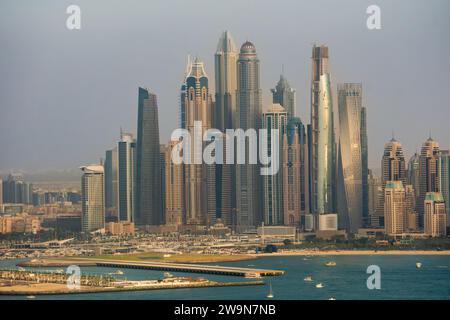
left=135, top=87, right=163, bottom=226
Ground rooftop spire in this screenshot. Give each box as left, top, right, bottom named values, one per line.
left=216, top=30, right=237, bottom=53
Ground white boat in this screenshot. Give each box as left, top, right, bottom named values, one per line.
left=315, top=283, right=324, bottom=289
left=163, top=272, right=174, bottom=278
left=266, top=282, right=274, bottom=299
left=245, top=273, right=262, bottom=279
left=109, top=270, right=124, bottom=275
left=325, top=261, right=336, bottom=267
left=328, top=297, right=336, bottom=300
left=303, top=276, right=313, bottom=282
left=26, top=296, right=36, bottom=299
left=416, top=262, right=422, bottom=269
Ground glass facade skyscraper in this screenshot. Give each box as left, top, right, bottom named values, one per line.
left=81, top=165, right=105, bottom=232
left=316, top=73, right=336, bottom=215
left=262, top=104, right=287, bottom=225
left=117, top=132, right=136, bottom=222
left=135, top=87, right=163, bottom=226
left=236, top=41, right=262, bottom=231
left=337, top=83, right=364, bottom=233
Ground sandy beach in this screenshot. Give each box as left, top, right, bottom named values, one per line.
left=251, top=250, right=450, bottom=257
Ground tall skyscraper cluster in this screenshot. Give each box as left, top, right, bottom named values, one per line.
left=379, top=136, right=449, bottom=237
left=80, top=31, right=448, bottom=237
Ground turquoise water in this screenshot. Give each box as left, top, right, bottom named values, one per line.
left=0, top=255, right=449, bottom=300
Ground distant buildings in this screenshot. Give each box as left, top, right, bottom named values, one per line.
left=105, top=221, right=135, bottom=236
left=424, top=192, right=447, bottom=237
left=0, top=215, right=40, bottom=234
left=80, top=165, right=105, bottom=232
left=2, top=174, right=33, bottom=205
left=135, top=87, right=163, bottom=226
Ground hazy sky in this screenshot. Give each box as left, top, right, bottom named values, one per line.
left=1, top=0, right=449, bottom=173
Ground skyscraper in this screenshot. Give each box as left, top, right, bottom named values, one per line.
left=407, top=152, right=420, bottom=206
left=310, top=45, right=329, bottom=215
left=117, top=131, right=136, bottom=222
left=182, top=58, right=215, bottom=225
left=164, top=141, right=185, bottom=227
left=316, top=73, right=336, bottom=215
left=2, top=174, right=33, bottom=205
left=262, top=103, right=287, bottom=225
left=271, top=74, right=296, bottom=118
left=135, top=87, right=163, bottom=226
left=214, top=31, right=237, bottom=226
left=424, top=192, right=447, bottom=237
left=361, top=106, right=369, bottom=223
left=236, top=41, right=262, bottom=231
left=81, top=165, right=105, bottom=232
left=418, top=137, right=440, bottom=226
left=405, top=184, right=418, bottom=231
left=438, top=150, right=450, bottom=226
left=384, top=181, right=405, bottom=236
left=368, top=169, right=380, bottom=217
left=282, top=117, right=308, bottom=227
left=104, top=147, right=118, bottom=217
left=215, top=31, right=238, bottom=131
left=337, top=83, right=364, bottom=233
left=373, top=138, right=406, bottom=227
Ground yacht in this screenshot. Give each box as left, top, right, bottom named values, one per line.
left=315, top=283, right=325, bottom=289
left=303, top=275, right=313, bottom=282
left=163, top=272, right=174, bottom=278
left=416, top=262, right=422, bottom=269
left=325, top=261, right=336, bottom=267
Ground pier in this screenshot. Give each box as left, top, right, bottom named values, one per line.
left=20, top=258, right=285, bottom=277
left=92, top=259, right=284, bottom=277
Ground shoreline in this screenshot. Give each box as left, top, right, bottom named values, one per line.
left=0, top=280, right=264, bottom=296
left=250, top=250, right=450, bottom=257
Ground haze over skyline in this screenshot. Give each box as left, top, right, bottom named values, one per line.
left=1, top=0, right=449, bottom=173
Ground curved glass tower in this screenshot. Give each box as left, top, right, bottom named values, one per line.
left=316, top=73, right=335, bottom=214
